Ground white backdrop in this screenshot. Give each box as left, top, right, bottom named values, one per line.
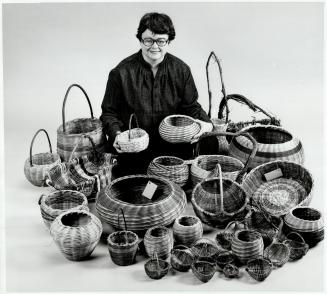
left=2, top=2, right=325, bottom=292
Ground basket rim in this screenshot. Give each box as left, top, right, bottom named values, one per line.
left=152, top=155, right=186, bottom=167
left=145, top=225, right=171, bottom=239
left=57, top=117, right=103, bottom=135
left=234, top=229, right=262, bottom=243
left=175, top=215, right=201, bottom=227
left=287, top=206, right=322, bottom=222
left=107, top=230, right=139, bottom=247
left=52, top=209, right=97, bottom=229
left=117, top=128, right=149, bottom=142
left=163, top=114, right=197, bottom=126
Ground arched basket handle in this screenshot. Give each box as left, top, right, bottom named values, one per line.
left=29, top=129, right=52, bottom=167
left=62, top=84, right=94, bottom=133
left=128, top=113, right=139, bottom=140
left=285, top=231, right=306, bottom=244
left=117, top=208, right=128, bottom=231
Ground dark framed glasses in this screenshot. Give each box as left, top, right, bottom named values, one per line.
left=141, top=38, right=169, bottom=47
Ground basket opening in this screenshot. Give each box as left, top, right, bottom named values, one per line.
left=156, top=157, right=184, bottom=166
left=237, top=230, right=261, bottom=242
left=150, top=227, right=168, bottom=237
left=61, top=212, right=91, bottom=227
left=167, top=116, right=194, bottom=127
left=292, top=208, right=321, bottom=221
left=31, top=153, right=59, bottom=166
left=47, top=191, right=84, bottom=210
left=178, top=216, right=198, bottom=226
left=109, top=232, right=137, bottom=245
left=198, top=157, right=243, bottom=173
left=248, top=127, right=292, bottom=144
left=62, top=118, right=101, bottom=135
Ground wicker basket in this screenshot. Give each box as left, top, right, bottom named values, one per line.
left=24, top=129, right=61, bottom=187
left=283, top=206, right=324, bottom=247
left=144, top=252, right=170, bottom=280
left=107, top=208, right=139, bottom=266
left=147, top=156, right=189, bottom=187
left=264, top=242, right=290, bottom=267
left=191, top=260, right=216, bottom=283
left=246, top=257, right=273, bottom=282
left=159, top=114, right=201, bottom=143
left=38, top=190, right=88, bottom=229
left=223, top=264, right=239, bottom=279
left=215, top=221, right=245, bottom=251
left=172, top=215, right=203, bottom=246
left=283, top=232, right=309, bottom=260
left=229, top=125, right=304, bottom=168
left=116, top=113, right=149, bottom=153
left=50, top=209, right=102, bottom=261
left=243, top=160, right=313, bottom=218
left=170, top=245, right=194, bottom=272
left=96, top=175, right=187, bottom=233
left=190, top=238, right=221, bottom=260
left=57, top=84, right=106, bottom=162
left=215, top=250, right=236, bottom=271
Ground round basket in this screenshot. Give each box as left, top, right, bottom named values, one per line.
left=283, top=232, right=309, bottom=261
left=242, top=160, right=313, bottom=218
left=57, top=84, right=106, bottom=162
left=264, top=242, right=290, bottom=267
left=107, top=208, right=139, bottom=266
left=283, top=206, right=324, bottom=247
left=191, top=260, right=216, bottom=283
left=191, top=164, right=249, bottom=229
left=170, top=245, right=194, bottom=272
left=96, top=175, right=187, bottom=233
left=173, top=215, right=203, bottom=246
left=229, top=125, right=304, bottom=168
left=159, top=114, right=200, bottom=143
left=24, top=129, right=61, bottom=187
left=116, top=113, right=149, bottom=153
left=144, top=252, right=169, bottom=280
left=50, top=209, right=102, bottom=261
left=38, top=190, right=88, bottom=229
left=147, top=156, right=189, bottom=187
left=223, top=264, right=239, bottom=279
left=246, top=257, right=273, bottom=282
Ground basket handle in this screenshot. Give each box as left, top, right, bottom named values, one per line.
left=214, top=163, right=224, bottom=213
left=68, top=134, right=97, bottom=162
left=117, top=208, right=128, bottom=231
left=62, top=84, right=94, bottom=133
left=286, top=231, right=306, bottom=244
left=223, top=221, right=241, bottom=233
left=152, top=251, right=161, bottom=273
left=206, top=51, right=227, bottom=119
left=38, top=194, right=46, bottom=205
left=29, top=129, right=52, bottom=166
left=128, top=113, right=139, bottom=140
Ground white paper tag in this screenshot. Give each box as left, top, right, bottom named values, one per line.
left=142, top=181, right=158, bottom=200
left=264, top=168, right=283, bottom=181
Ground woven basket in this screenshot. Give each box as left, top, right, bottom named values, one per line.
left=57, top=84, right=106, bottom=162
left=170, top=245, right=194, bottom=272
left=191, top=260, right=216, bottom=283
left=215, top=221, right=245, bottom=251
left=144, top=252, right=169, bottom=280
left=144, top=226, right=174, bottom=260
left=147, top=156, right=189, bottom=187
left=283, top=232, right=309, bottom=260
left=50, top=209, right=102, bottom=261
left=96, top=175, right=187, bottom=233
left=231, top=229, right=264, bottom=264
left=107, top=208, right=139, bottom=266
left=246, top=257, right=273, bottom=282
left=283, top=206, right=324, bottom=247
left=159, top=114, right=201, bottom=143
left=223, top=264, right=239, bottom=279
left=24, top=129, right=61, bottom=187
left=229, top=125, right=304, bottom=168
left=116, top=113, right=149, bottom=153
left=264, top=242, right=290, bottom=267
left=38, top=190, right=88, bottom=229
left=215, top=250, right=236, bottom=271
left=243, top=160, right=313, bottom=218
left=191, top=163, right=249, bottom=229
left=190, top=238, right=221, bottom=260
left=172, top=215, right=203, bottom=246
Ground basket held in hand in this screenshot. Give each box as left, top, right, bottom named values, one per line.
left=246, top=257, right=273, bottom=282
left=283, top=231, right=309, bottom=260
left=144, top=252, right=169, bottom=280
left=24, top=129, right=61, bottom=187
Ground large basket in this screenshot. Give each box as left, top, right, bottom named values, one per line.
left=116, top=113, right=149, bottom=153
left=96, top=175, right=187, bottom=233
left=242, top=160, right=313, bottom=218
left=229, top=125, right=304, bottom=168
left=172, top=215, right=203, bottom=246
left=57, top=84, right=106, bottom=162
left=159, top=114, right=201, bottom=143
left=24, top=129, right=61, bottom=187
left=38, top=190, right=88, bottom=229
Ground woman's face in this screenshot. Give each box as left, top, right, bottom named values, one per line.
left=140, top=29, right=169, bottom=64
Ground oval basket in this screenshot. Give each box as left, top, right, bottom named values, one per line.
left=264, top=242, right=290, bottom=267
left=96, top=175, right=187, bottom=233
left=172, top=215, right=203, bottom=246
left=24, top=129, right=61, bottom=187
left=159, top=114, right=200, bottom=143
left=57, top=84, right=106, bottom=162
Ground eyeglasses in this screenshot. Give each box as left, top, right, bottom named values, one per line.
left=141, top=38, right=169, bottom=47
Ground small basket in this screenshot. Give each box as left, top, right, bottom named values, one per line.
left=215, top=250, right=236, bottom=271
left=144, top=252, right=169, bottom=280
left=246, top=257, right=273, bottom=282
left=215, top=221, right=245, bottom=251
left=283, top=232, right=309, bottom=261
left=191, top=260, right=216, bottom=283
left=173, top=215, right=203, bottom=246
left=24, top=129, right=61, bottom=187
left=116, top=113, right=149, bottom=153
left=147, top=156, right=189, bottom=187
left=107, top=208, right=139, bottom=266
left=223, top=264, right=239, bottom=279
left=38, top=190, right=88, bottom=229
left=264, top=242, right=290, bottom=267
left=190, top=238, right=221, bottom=260
left=170, top=245, right=194, bottom=272
left=159, top=114, right=201, bottom=143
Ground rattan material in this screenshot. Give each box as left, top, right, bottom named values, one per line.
left=57, top=84, right=105, bottom=162
left=231, top=230, right=264, bottom=264
left=173, top=215, right=203, bottom=246
left=283, top=232, right=309, bottom=260
left=24, top=129, right=61, bottom=187
left=144, top=252, right=169, bottom=280
left=159, top=114, right=201, bottom=143
left=191, top=260, right=216, bottom=283
left=96, top=175, right=187, bottom=233
left=229, top=125, right=304, bottom=168
left=223, top=264, right=239, bottom=279
left=215, top=221, right=245, bottom=251
left=190, top=238, right=221, bottom=260
left=170, top=245, right=194, bottom=272
left=215, top=250, right=236, bottom=271
left=246, top=257, right=273, bottom=282
left=50, top=209, right=102, bottom=261
left=147, top=156, right=189, bottom=187
left=264, top=242, right=290, bottom=267
left=38, top=190, right=88, bottom=229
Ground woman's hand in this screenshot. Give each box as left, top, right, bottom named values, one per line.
left=113, top=131, right=123, bottom=153
left=191, top=119, right=213, bottom=144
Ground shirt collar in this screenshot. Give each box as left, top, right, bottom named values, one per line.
left=137, top=49, right=168, bottom=71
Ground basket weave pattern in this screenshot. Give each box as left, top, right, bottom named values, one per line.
left=172, top=215, right=203, bottom=246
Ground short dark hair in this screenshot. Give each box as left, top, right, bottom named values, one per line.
left=136, top=12, right=176, bottom=41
